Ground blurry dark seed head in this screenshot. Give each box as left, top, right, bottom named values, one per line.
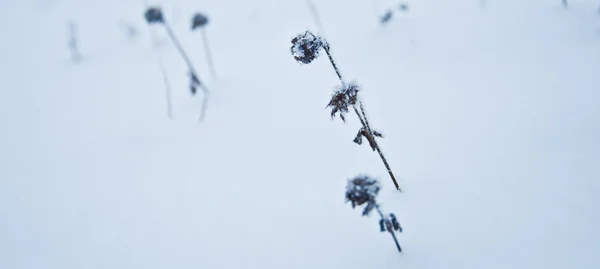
left=380, top=10, right=393, bottom=24
left=399, top=3, right=410, bottom=12
left=345, top=175, right=381, bottom=216
left=290, top=31, right=326, bottom=64
left=191, top=13, right=209, bottom=30
left=144, top=7, right=164, bottom=24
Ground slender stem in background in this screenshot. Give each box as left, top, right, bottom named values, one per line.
left=144, top=2, right=173, bottom=120
left=306, top=0, right=325, bottom=35
left=201, top=28, right=217, bottom=80
left=163, top=21, right=205, bottom=93
left=67, top=20, right=81, bottom=62
left=158, top=58, right=173, bottom=119
left=198, top=88, right=209, bottom=122
left=162, top=19, right=210, bottom=122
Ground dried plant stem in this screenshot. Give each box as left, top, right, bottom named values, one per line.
left=375, top=205, right=402, bottom=253
left=352, top=105, right=400, bottom=191
left=323, top=46, right=344, bottom=83
left=158, top=59, right=173, bottom=119
left=323, top=42, right=400, bottom=190
left=389, top=227, right=402, bottom=252
left=359, top=101, right=400, bottom=191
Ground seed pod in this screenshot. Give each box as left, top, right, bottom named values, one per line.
left=191, top=13, right=209, bottom=30
left=290, top=31, right=326, bottom=64
left=144, top=7, right=164, bottom=24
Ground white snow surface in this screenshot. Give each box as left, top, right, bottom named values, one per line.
left=1, top=0, right=600, bottom=268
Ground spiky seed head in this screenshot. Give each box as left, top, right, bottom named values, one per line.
left=327, top=83, right=359, bottom=122
left=345, top=175, right=380, bottom=216
left=290, top=31, right=327, bottom=64
left=191, top=13, right=209, bottom=30
left=145, top=7, right=164, bottom=24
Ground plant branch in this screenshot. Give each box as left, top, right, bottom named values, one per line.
left=353, top=103, right=400, bottom=191
left=323, top=46, right=344, bottom=84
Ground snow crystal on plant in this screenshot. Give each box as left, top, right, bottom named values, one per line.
left=327, top=83, right=359, bottom=122
left=290, top=31, right=327, bottom=64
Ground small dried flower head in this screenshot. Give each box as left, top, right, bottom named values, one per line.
left=380, top=10, right=393, bottom=24
left=327, top=83, right=359, bottom=122
left=290, top=31, right=327, bottom=64
left=399, top=3, right=410, bottom=12
left=345, top=175, right=380, bottom=216
left=191, top=13, right=209, bottom=30
left=145, top=7, right=164, bottom=24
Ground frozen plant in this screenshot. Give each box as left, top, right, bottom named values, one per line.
left=345, top=175, right=403, bottom=252
left=144, top=7, right=210, bottom=122
left=290, top=31, right=401, bottom=191
left=191, top=12, right=217, bottom=80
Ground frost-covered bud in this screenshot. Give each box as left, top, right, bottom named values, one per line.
left=327, top=83, right=359, bottom=122
left=345, top=175, right=380, bottom=216
left=144, top=7, right=164, bottom=24
left=191, top=13, right=209, bottom=30
left=290, top=31, right=327, bottom=64
left=379, top=219, right=387, bottom=232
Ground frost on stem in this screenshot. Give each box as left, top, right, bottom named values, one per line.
left=345, top=175, right=381, bottom=216
left=327, top=83, right=359, bottom=122
left=353, top=127, right=383, bottom=151
left=144, top=7, right=164, bottom=24
left=290, top=31, right=327, bottom=64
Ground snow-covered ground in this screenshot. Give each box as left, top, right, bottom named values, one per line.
left=1, top=0, right=600, bottom=268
